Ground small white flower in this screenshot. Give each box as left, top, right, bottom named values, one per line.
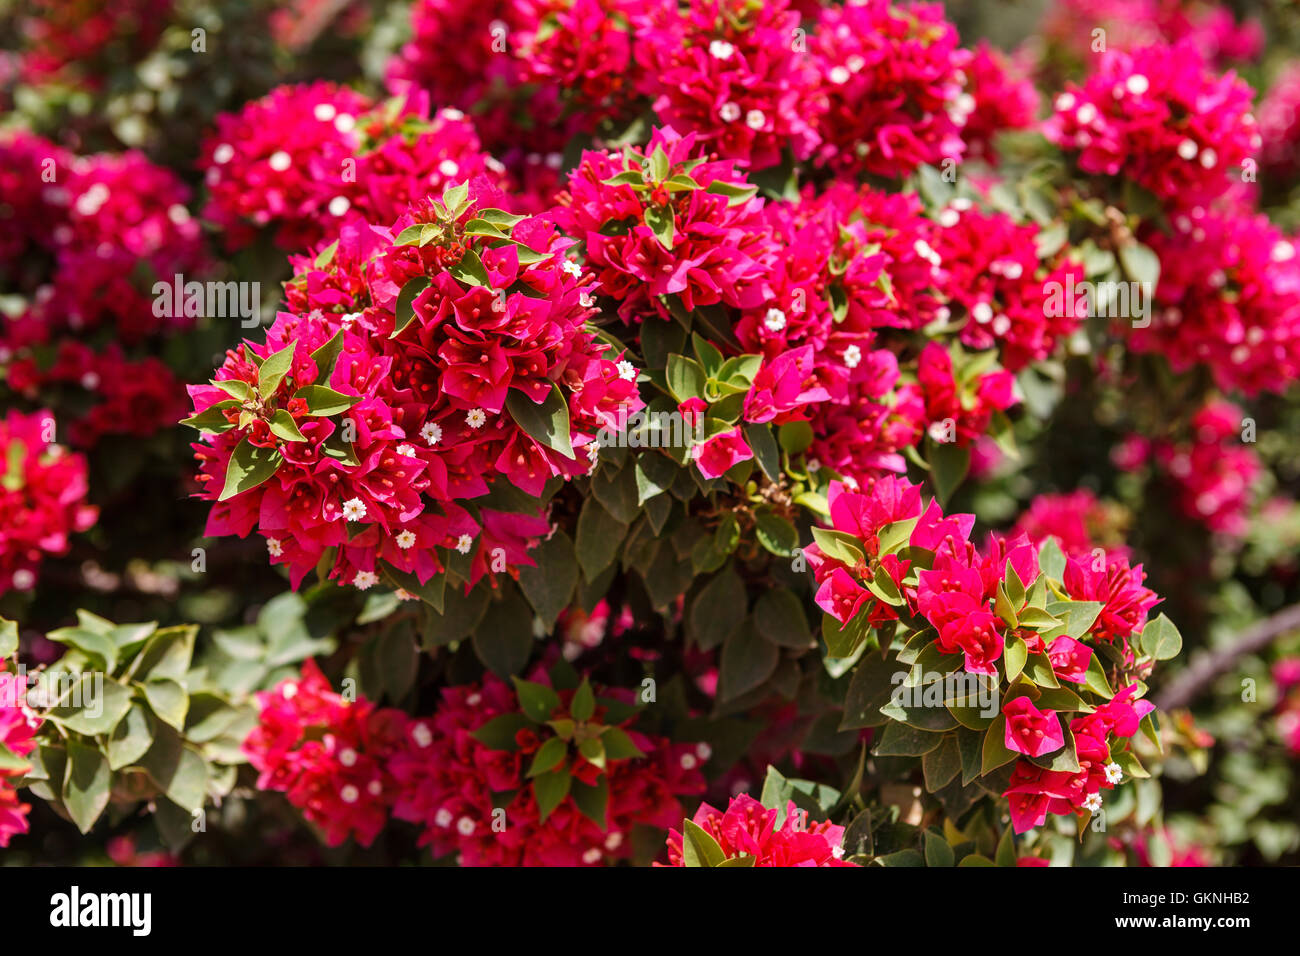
left=438, top=159, right=460, bottom=177
left=582, top=848, right=603, bottom=864
left=339, top=748, right=358, bottom=767
left=341, top=497, right=367, bottom=522
left=334, top=114, right=356, bottom=134
left=80, top=371, right=100, bottom=390
left=1199, top=147, right=1218, bottom=169
left=1083, top=792, right=1104, bottom=813
left=842, top=344, right=862, bottom=369
left=938, top=207, right=960, bottom=228
left=396, top=530, right=417, bottom=550
left=847, top=54, right=865, bottom=73
left=709, top=39, right=734, bottom=60
left=12, top=569, right=35, bottom=591
left=913, top=238, right=941, bottom=267
left=604, top=832, right=623, bottom=851
left=282, top=683, right=298, bottom=700
left=328, top=195, right=351, bottom=216
left=354, top=570, right=379, bottom=590
left=562, top=259, right=583, bottom=278
left=466, top=692, right=482, bottom=706
left=168, top=204, right=191, bottom=225
left=545, top=153, right=563, bottom=170
left=1076, top=103, right=1098, bottom=125
left=1125, top=74, right=1150, bottom=96
left=695, top=742, right=712, bottom=760
left=394, top=588, right=415, bottom=601
left=829, top=65, right=851, bottom=85
left=396, top=443, right=416, bottom=457
left=617, top=360, right=637, bottom=381
left=340, top=785, right=359, bottom=804
left=465, top=407, right=487, bottom=429
left=745, top=109, right=765, bottom=130
left=213, top=143, right=235, bottom=165
left=832, top=845, right=845, bottom=860
left=456, top=534, right=474, bottom=554
left=764, top=307, right=787, bottom=332
left=1055, top=93, right=1076, bottom=112
left=313, top=102, right=337, bottom=122
left=268, top=150, right=292, bottom=172
left=680, top=753, right=697, bottom=770
left=1104, top=762, right=1123, bottom=784
left=443, top=108, right=465, bottom=121
left=972, top=301, right=994, bottom=324
left=719, top=102, right=741, bottom=123
left=807, top=458, right=822, bottom=473
left=1177, top=138, right=1199, bottom=161
left=434, top=808, right=453, bottom=828
left=992, top=315, right=1011, bottom=336
left=1272, top=241, right=1296, bottom=263
left=457, top=816, right=476, bottom=836
left=412, top=723, right=434, bottom=748
left=367, top=780, right=383, bottom=796
left=420, top=421, right=443, bottom=445
left=266, top=537, right=283, bottom=557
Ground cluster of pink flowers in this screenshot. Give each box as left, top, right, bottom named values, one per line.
left=961, top=42, right=1040, bottom=163
left=662, top=794, right=855, bottom=866
left=1259, top=64, right=1300, bottom=182
left=1045, top=42, right=1257, bottom=208
left=0, top=130, right=206, bottom=345
left=200, top=83, right=512, bottom=252
left=1012, top=489, right=1132, bottom=561
left=245, top=661, right=706, bottom=863
left=810, top=0, right=969, bottom=177
left=244, top=660, right=408, bottom=847
left=1132, top=209, right=1300, bottom=396
left=0, top=410, right=98, bottom=595
left=1113, top=401, right=1260, bottom=537
left=189, top=184, right=641, bottom=590
left=1005, top=686, right=1156, bottom=832
left=1040, top=0, right=1262, bottom=68
left=931, top=204, right=1085, bottom=372
left=559, top=126, right=777, bottom=323
left=391, top=670, right=706, bottom=865
left=0, top=670, right=42, bottom=848
left=15, top=0, right=173, bottom=86
left=5, top=342, right=186, bottom=448
left=635, top=0, right=823, bottom=171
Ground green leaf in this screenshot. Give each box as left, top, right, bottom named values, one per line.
left=571, top=678, right=596, bottom=722
left=517, top=530, right=578, bottom=629
left=218, top=439, right=283, bottom=501
left=527, top=736, right=568, bottom=777
left=292, top=384, right=362, bottom=416
left=139, top=728, right=208, bottom=813
left=141, top=678, right=189, bottom=731
left=48, top=676, right=132, bottom=736
left=600, top=726, right=645, bottom=761
left=981, top=716, right=1019, bottom=774
left=577, top=736, right=606, bottom=770
left=754, top=589, right=811, bottom=649
left=0, top=618, right=15, bottom=658
left=570, top=776, right=609, bottom=829
left=107, top=704, right=156, bottom=770
left=689, top=566, right=746, bottom=651
left=179, top=404, right=238, bottom=434
left=257, top=343, right=296, bottom=399
left=512, top=678, right=561, bottom=723
left=922, top=735, right=963, bottom=790
left=754, top=512, right=798, bottom=557
left=268, top=409, right=306, bottom=442
left=929, top=441, right=970, bottom=506
left=575, top=498, right=627, bottom=578
left=471, top=713, right=532, bottom=751
left=644, top=205, right=675, bottom=250
left=704, top=180, right=759, bottom=207
left=449, top=249, right=490, bottom=287
left=63, top=740, right=111, bottom=834
left=1046, top=600, right=1103, bottom=639
left=1038, top=537, right=1067, bottom=582
left=506, top=385, right=575, bottom=459
left=1004, top=636, right=1028, bottom=683
left=665, top=354, right=706, bottom=403
left=925, top=830, right=955, bottom=867
left=778, top=420, right=814, bottom=455
left=131, top=625, right=196, bottom=683
left=744, top=424, right=780, bottom=481
left=532, top=767, right=571, bottom=823
left=210, top=378, right=255, bottom=402
left=682, top=819, right=727, bottom=867
left=1118, top=241, right=1160, bottom=290
left=718, top=619, right=778, bottom=700
left=1139, top=613, right=1182, bottom=661
left=391, top=275, right=432, bottom=338
left=472, top=591, right=535, bottom=678
left=874, top=721, right=944, bottom=756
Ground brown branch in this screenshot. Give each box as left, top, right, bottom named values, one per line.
left=1154, top=603, right=1300, bottom=711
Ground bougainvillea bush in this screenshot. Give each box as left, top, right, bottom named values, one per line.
left=3, top=0, right=1300, bottom=869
